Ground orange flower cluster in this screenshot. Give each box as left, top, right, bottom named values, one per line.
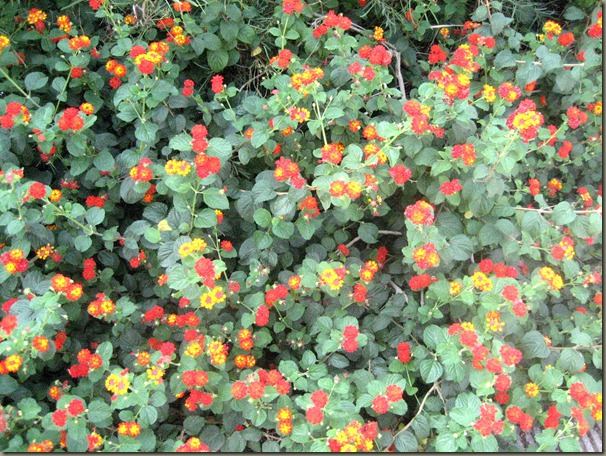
left=320, top=142, right=345, bottom=165
left=238, top=329, right=254, bottom=350
left=472, top=270, right=493, bottom=292
left=497, top=82, right=522, bottom=102
left=299, top=196, right=320, bottom=219
left=404, top=200, right=434, bottom=226
left=176, top=437, right=210, bottom=452
left=117, top=421, right=141, bottom=437
left=327, top=420, right=378, bottom=452
left=130, top=42, right=169, bottom=75
left=412, top=242, right=440, bottom=270
left=506, top=99, right=544, bottom=143
left=473, top=403, right=504, bottom=436
left=276, top=407, right=294, bottom=435
left=506, top=406, right=534, bottom=431
left=0, top=354, right=23, bottom=373
left=87, top=292, right=116, bottom=318
left=359, top=260, right=379, bottom=283
left=130, top=158, right=153, bottom=182
left=168, top=25, right=191, bottom=46
left=270, top=49, right=293, bottom=69
left=274, top=157, right=305, bottom=188
left=312, top=10, right=352, bottom=38
left=290, top=68, right=324, bottom=94
left=68, top=348, right=103, bottom=378
left=551, top=236, right=575, bottom=260
left=402, top=100, right=443, bottom=137
left=27, top=8, right=47, bottom=33
left=68, top=36, right=91, bottom=51
left=32, top=335, right=50, bottom=352
left=234, top=354, right=256, bottom=369
left=1, top=249, right=28, bottom=274
left=451, top=143, right=476, bottom=166
left=265, top=284, right=289, bottom=307
left=388, top=164, right=412, bottom=185
left=27, top=440, right=54, bottom=452
left=51, top=274, right=84, bottom=301
left=105, top=59, right=127, bottom=89
left=0, top=35, right=9, bottom=54
left=359, top=44, right=392, bottom=66
left=1, top=102, right=31, bottom=129
left=588, top=11, right=602, bottom=38
left=58, top=107, right=84, bottom=132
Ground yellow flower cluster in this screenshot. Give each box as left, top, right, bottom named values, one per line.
left=146, top=366, right=165, bottom=384
left=36, top=244, right=55, bottom=260
left=450, top=281, right=462, bottom=295
left=0, top=36, right=10, bottom=54
left=471, top=271, right=493, bottom=292
left=319, top=268, right=347, bottom=291
left=485, top=310, right=504, bottom=332
left=165, top=159, right=191, bottom=176
left=373, top=26, right=384, bottom=41
left=184, top=340, right=204, bottom=357
left=178, top=238, right=207, bottom=258
left=208, top=340, right=228, bottom=365
left=461, top=321, right=475, bottom=331
left=290, top=68, right=324, bottom=94
left=328, top=421, right=374, bottom=452
left=199, top=286, right=226, bottom=309
left=105, top=373, right=131, bottom=395
left=525, top=382, right=540, bottom=397
left=543, top=20, right=562, bottom=35
left=483, top=85, right=496, bottom=102
left=539, top=267, right=564, bottom=290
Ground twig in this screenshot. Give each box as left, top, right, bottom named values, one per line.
left=393, top=381, right=441, bottom=438
left=514, top=60, right=585, bottom=68
left=514, top=207, right=601, bottom=215
left=428, top=24, right=464, bottom=28
left=345, top=230, right=402, bottom=248
left=549, top=344, right=601, bottom=351
left=389, top=280, right=409, bottom=303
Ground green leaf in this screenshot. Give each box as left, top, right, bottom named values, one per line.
left=423, top=325, right=445, bottom=348
left=17, top=398, right=41, bottom=420
left=516, top=62, right=543, bottom=86
left=445, top=235, right=473, bottom=261
left=86, top=207, right=105, bottom=226
left=93, top=151, right=115, bottom=172
left=471, top=434, right=498, bottom=452
left=208, top=50, right=229, bottom=72
left=66, top=419, right=89, bottom=452
left=169, top=133, right=193, bottom=152
left=97, top=341, right=113, bottom=360
left=552, top=202, right=576, bottom=225
left=435, top=433, right=457, bottom=452
left=358, top=223, right=379, bottom=244
left=564, top=6, right=586, bottom=20
left=494, top=50, right=516, bottom=69
left=329, top=353, right=350, bottom=368
left=419, top=359, right=443, bottom=383
left=202, top=33, right=222, bottom=51
left=0, top=376, right=19, bottom=394
left=449, top=407, right=476, bottom=426
left=272, top=219, right=294, bottom=239
left=394, top=431, right=418, bottom=452
left=74, top=234, right=92, bottom=252
left=87, top=400, right=112, bottom=424
left=557, top=348, right=584, bottom=372
left=203, top=188, right=229, bottom=209
left=253, top=208, right=272, bottom=227
left=520, top=330, right=551, bottom=359
left=24, top=72, right=48, bottom=91
left=135, top=122, right=158, bottom=143
left=521, top=210, right=548, bottom=238
left=490, top=12, right=513, bottom=35
left=144, top=227, right=161, bottom=243
left=559, top=437, right=581, bottom=452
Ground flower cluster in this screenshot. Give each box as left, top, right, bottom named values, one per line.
left=274, top=157, right=305, bottom=188
left=327, top=420, right=378, bottom=452
left=538, top=266, right=564, bottom=290
left=87, top=292, right=116, bottom=318
left=1, top=249, right=28, bottom=274
left=313, top=10, right=352, bottom=38
left=404, top=200, right=435, bottom=226
left=51, top=274, right=84, bottom=301
left=130, top=158, right=153, bottom=182
left=276, top=407, right=294, bottom=435
left=1, top=102, right=30, bottom=129
left=451, top=143, right=476, bottom=166
left=506, top=99, right=545, bottom=142
left=342, top=325, right=359, bottom=353
left=473, top=403, right=504, bottom=436
left=290, top=68, right=324, bottom=94
left=319, top=267, right=347, bottom=291
left=130, top=42, right=169, bottom=75
left=371, top=384, right=403, bottom=414
left=412, top=242, right=440, bottom=270
left=231, top=368, right=291, bottom=400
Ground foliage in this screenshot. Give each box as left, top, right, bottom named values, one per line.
left=0, top=0, right=602, bottom=452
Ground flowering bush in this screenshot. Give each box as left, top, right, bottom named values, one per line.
left=0, top=0, right=601, bottom=452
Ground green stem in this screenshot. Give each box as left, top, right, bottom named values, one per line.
left=0, top=67, right=41, bottom=108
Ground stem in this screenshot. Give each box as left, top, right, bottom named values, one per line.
left=0, top=67, right=42, bottom=108
left=393, top=381, right=441, bottom=438
left=514, top=207, right=601, bottom=215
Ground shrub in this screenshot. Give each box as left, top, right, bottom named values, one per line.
left=0, top=0, right=601, bottom=452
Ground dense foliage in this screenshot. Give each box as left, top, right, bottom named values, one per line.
left=0, top=0, right=602, bottom=452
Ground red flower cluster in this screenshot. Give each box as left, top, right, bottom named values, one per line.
left=342, top=325, right=359, bottom=353
left=440, top=179, right=462, bottom=196
left=551, top=236, right=575, bottom=261
left=468, top=33, right=496, bottom=48
left=529, top=178, right=540, bottom=196
left=477, top=259, right=518, bottom=278
left=412, top=242, right=440, bottom=270
left=130, top=158, right=153, bottom=182
left=85, top=195, right=106, bottom=208
left=473, top=403, right=504, bottom=436
left=306, top=390, right=329, bottom=424
left=255, top=304, right=270, bottom=326
left=105, top=59, right=127, bottom=89
left=68, top=348, right=103, bottom=378
left=210, top=75, right=224, bottom=94
left=506, top=406, right=534, bottom=431
left=231, top=368, right=291, bottom=400
left=499, top=344, right=523, bottom=366
left=501, top=285, right=528, bottom=317
left=51, top=273, right=84, bottom=301
left=388, top=164, right=412, bottom=185
left=270, top=49, right=293, bottom=69
left=372, top=384, right=403, bottom=414
left=1, top=102, right=30, bottom=129
left=428, top=45, right=448, bottom=64
left=397, top=342, right=412, bottom=363
left=129, top=249, right=147, bottom=268
left=282, top=0, right=304, bottom=15
left=299, top=196, right=320, bottom=219
left=358, top=45, right=392, bottom=66
left=274, top=157, right=305, bottom=188
left=352, top=283, right=367, bottom=303
left=557, top=140, right=573, bottom=159
left=558, top=32, right=575, bottom=47
left=265, top=284, right=288, bottom=307
left=408, top=273, right=436, bottom=290
left=320, top=142, right=344, bottom=165
left=312, top=10, right=351, bottom=38
left=587, top=11, right=602, bottom=38
left=176, top=437, right=210, bottom=452
left=566, top=106, right=588, bottom=129
left=182, top=79, right=194, bottom=97
left=451, top=143, right=476, bottom=166
left=404, top=200, right=435, bottom=226
left=194, top=257, right=216, bottom=288
left=83, top=258, right=96, bottom=281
